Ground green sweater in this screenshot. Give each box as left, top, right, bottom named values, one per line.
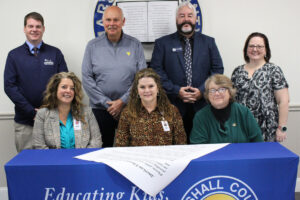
left=190, top=102, right=263, bottom=144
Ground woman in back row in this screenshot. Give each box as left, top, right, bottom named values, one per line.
left=231, top=32, right=289, bottom=142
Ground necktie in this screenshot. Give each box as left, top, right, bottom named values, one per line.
left=33, top=47, right=38, bottom=56
left=184, top=37, right=192, bottom=86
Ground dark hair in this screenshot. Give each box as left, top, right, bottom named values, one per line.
left=24, top=12, right=44, bottom=26
left=243, top=32, right=271, bottom=63
left=41, top=72, right=85, bottom=123
left=127, top=68, right=173, bottom=119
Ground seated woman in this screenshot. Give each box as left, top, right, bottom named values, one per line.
left=190, top=74, right=263, bottom=144
left=114, top=68, right=186, bottom=146
left=33, top=72, right=102, bottom=149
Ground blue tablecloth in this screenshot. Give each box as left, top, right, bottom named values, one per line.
left=5, top=142, right=299, bottom=200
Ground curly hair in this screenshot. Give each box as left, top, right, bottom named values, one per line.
left=41, top=72, right=85, bottom=123
left=127, top=68, right=173, bottom=119
left=204, top=74, right=236, bottom=104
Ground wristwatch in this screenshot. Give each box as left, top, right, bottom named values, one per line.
left=278, top=125, right=287, bottom=132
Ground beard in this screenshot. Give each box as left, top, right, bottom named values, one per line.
left=177, top=21, right=196, bottom=35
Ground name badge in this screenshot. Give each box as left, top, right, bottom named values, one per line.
left=172, top=47, right=183, bottom=52
left=161, top=121, right=170, bottom=132
left=44, top=59, right=54, bottom=66
left=73, top=119, right=81, bottom=130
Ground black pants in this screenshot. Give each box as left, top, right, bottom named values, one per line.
left=92, top=109, right=118, bottom=147
left=182, top=104, right=196, bottom=144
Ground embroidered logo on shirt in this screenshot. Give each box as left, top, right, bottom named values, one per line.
left=126, top=51, right=131, bottom=56
left=44, top=59, right=54, bottom=66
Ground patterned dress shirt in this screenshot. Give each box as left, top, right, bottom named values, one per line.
left=115, top=105, right=187, bottom=146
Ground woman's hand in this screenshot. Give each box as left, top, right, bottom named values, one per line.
left=276, top=128, right=287, bottom=142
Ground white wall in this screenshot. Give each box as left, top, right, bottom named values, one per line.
left=0, top=117, right=16, bottom=187
left=1, top=0, right=300, bottom=114
left=0, top=0, right=98, bottom=114
left=200, top=0, right=300, bottom=106
left=0, top=0, right=299, bottom=189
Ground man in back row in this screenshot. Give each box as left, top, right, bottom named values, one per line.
left=4, top=12, right=68, bottom=152
left=82, top=6, right=146, bottom=147
left=151, top=2, right=224, bottom=142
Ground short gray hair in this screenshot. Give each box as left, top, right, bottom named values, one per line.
left=204, top=74, right=236, bottom=104
left=176, top=1, right=196, bottom=17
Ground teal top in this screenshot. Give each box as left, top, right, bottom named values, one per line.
left=190, top=102, right=263, bottom=144
left=59, top=112, right=75, bottom=149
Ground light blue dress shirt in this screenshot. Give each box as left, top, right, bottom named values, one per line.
left=26, top=41, right=42, bottom=55
left=59, top=112, right=75, bottom=149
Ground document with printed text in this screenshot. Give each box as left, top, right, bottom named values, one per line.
left=118, top=1, right=178, bottom=42
left=75, top=143, right=228, bottom=196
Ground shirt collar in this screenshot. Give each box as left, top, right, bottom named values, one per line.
left=178, top=31, right=195, bottom=41
left=26, top=41, right=42, bottom=51
left=26, top=41, right=43, bottom=55
left=140, top=105, right=160, bottom=115
left=59, top=112, right=73, bottom=127
left=105, top=31, right=124, bottom=45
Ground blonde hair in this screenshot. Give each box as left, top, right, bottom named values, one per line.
left=41, top=72, right=85, bottom=123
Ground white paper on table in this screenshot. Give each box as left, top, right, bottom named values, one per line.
left=75, top=143, right=228, bottom=197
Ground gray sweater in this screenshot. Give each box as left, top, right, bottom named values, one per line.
left=82, top=33, right=146, bottom=109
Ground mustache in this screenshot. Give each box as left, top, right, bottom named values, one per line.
left=179, top=21, right=194, bottom=28
left=107, top=25, right=118, bottom=29
left=177, top=21, right=196, bottom=34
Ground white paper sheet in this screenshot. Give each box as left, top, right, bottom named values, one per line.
left=147, top=1, right=178, bottom=42
left=75, top=143, right=228, bottom=197
left=118, top=1, right=178, bottom=42
left=118, top=2, right=148, bottom=42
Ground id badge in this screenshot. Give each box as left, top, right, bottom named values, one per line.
left=172, top=47, right=183, bottom=52
left=161, top=121, right=170, bottom=132
left=73, top=119, right=82, bottom=130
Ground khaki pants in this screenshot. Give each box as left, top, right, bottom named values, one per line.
left=14, top=122, right=33, bottom=152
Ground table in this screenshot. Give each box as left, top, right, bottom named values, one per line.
left=5, top=142, right=299, bottom=200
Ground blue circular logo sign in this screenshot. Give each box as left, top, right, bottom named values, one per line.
left=94, top=0, right=202, bottom=37
left=181, top=175, right=258, bottom=200
left=189, top=0, right=203, bottom=33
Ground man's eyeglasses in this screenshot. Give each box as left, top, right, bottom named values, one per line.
left=248, top=45, right=265, bottom=50
left=208, top=87, right=227, bottom=94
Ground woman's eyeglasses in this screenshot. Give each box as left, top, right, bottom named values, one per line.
left=248, top=45, right=265, bottom=50
left=208, top=87, right=227, bottom=94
